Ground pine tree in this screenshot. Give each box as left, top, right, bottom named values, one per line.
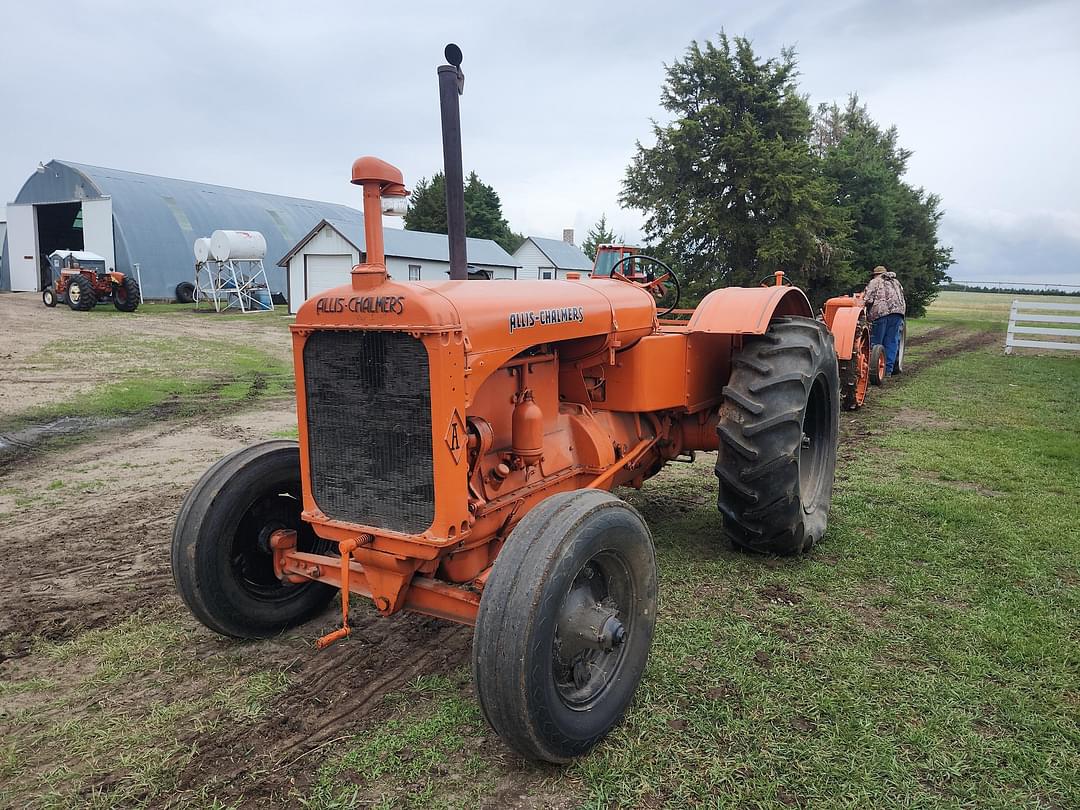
left=814, top=97, right=953, bottom=315
left=582, top=214, right=619, bottom=260
left=621, top=33, right=851, bottom=304
left=404, top=171, right=523, bottom=254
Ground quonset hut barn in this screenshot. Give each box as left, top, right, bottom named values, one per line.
left=1, top=160, right=360, bottom=300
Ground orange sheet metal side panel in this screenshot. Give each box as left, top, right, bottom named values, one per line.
left=604, top=331, right=733, bottom=413
left=685, top=331, right=732, bottom=411
left=604, top=333, right=688, bottom=411
left=825, top=303, right=861, bottom=360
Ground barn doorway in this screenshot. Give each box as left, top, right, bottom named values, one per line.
left=35, top=202, right=84, bottom=289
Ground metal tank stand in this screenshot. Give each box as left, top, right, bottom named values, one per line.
left=194, top=258, right=273, bottom=313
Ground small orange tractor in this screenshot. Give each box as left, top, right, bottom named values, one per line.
left=173, top=48, right=843, bottom=763
left=821, top=292, right=907, bottom=407
left=42, top=250, right=141, bottom=312
left=821, top=293, right=873, bottom=409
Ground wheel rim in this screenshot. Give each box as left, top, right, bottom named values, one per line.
left=116, top=285, right=127, bottom=303
left=798, top=375, right=831, bottom=509
left=854, top=329, right=870, bottom=406
left=230, top=488, right=329, bottom=601
left=553, top=550, right=635, bottom=710
left=876, top=351, right=886, bottom=380
left=69, top=284, right=80, bottom=303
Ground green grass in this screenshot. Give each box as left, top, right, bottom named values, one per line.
left=3, top=335, right=292, bottom=433
left=0, top=613, right=295, bottom=809
left=81, top=300, right=294, bottom=324
left=3, top=292, right=1076, bottom=808
left=292, top=296, right=1078, bottom=809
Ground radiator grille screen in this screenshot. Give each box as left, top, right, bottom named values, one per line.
left=303, top=331, right=434, bottom=533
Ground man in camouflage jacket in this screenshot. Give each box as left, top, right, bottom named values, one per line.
left=864, top=265, right=906, bottom=375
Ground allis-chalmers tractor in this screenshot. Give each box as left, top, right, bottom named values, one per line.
left=173, top=50, right=841, bottom=763
left=42, top=250, right=141, bottom=312
left=821, top=292, right=905, bottom=408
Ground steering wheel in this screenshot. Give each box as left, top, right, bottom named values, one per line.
left=608, top=254, right=682, bottom=318
left=756, top=270, right=794, bottom=287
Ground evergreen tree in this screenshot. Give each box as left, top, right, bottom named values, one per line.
left=402, top=174, right=448, bottom=234
left=814, top=97, right=953, bottom=315
left=404, top=171, right=523, bottom=254
left=582, top=214, right=620, bottom=260
left=621, top=33, right=851, bottom=304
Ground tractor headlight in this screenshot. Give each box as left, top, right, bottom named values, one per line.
left=382, top=196, right=408, bottom=217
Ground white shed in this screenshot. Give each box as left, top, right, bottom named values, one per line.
left=512, top=236, right=593, bottom=280
left=279, top=218, right=520, bottom=314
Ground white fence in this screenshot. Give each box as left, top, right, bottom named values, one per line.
left=1006, top=300, right=1080, bottom=353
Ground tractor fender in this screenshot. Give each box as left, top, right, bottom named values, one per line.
left=686, top=285, right=813, bottom=335
left=108, top=271, right=126, bottom=285
left=824, top=303, right=862, bottom=360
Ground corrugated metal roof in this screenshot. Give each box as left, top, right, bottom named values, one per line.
left=4, top=159, right=361, bottom=298
left=281, top=217, right=517, bottom=268
left=527, top=236, right=593, bottom=271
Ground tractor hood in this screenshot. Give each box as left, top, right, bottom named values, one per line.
left=292, top=273, right=657, bottom=359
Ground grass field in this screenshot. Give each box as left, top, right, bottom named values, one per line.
left=1, top=291, right=1077, bottom=809
left=295, top=293, right=1080, bottom=808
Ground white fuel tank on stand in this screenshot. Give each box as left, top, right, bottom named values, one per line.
left=193, top=237, right=213, bottom=263
left=210, top=230, right=267, bottom=261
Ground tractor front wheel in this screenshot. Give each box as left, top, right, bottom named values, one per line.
left=113, top=276, right=140, bottom=312
left=66, top=275, right=96, bottom=311
left=172, top=441, right=336, bottom=638
left=869, top=344, right=886, bottom=386
left=473, top=489, right=657, bottom=763
left=715, top=316, right=840, bottom=555
left=42, top=287, right=57, bottom=308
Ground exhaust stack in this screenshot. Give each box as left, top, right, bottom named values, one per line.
left=439, top=43, right=468, bottom=281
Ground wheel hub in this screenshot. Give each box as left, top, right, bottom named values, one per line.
left=552, top=557, right=633, bottom=708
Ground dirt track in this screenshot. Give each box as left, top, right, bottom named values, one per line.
left=0, top=293, right=995, bottom=806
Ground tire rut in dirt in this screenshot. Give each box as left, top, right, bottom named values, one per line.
left=174, top=612, right=471, bottom=802
left=905, top=325, right=964, bottom=348
left=837, top=328, right=999, bottom=460
left=0, top=487, right=186, bottom=661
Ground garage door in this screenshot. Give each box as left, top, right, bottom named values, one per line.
left=304, top=253, right=353, bottom=300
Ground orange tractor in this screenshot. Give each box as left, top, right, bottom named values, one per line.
left=821, top=292, right=907, bottom=408
left=42, top=250, right=141, bottom=312
left=173, top=48, right=842, bottom=762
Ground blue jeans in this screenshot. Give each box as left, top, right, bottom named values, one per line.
left=871, top=313, right=904, bottom=374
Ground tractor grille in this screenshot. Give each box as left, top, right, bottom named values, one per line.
left=303, top=331, right=435, bottom=533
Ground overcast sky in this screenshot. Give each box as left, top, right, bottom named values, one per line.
left=2, top=0, right=1077, bottom=286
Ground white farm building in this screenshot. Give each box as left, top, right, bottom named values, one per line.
left=512, top=235, right=593, bottom=280
left=279, top=218, right=519, bottom=314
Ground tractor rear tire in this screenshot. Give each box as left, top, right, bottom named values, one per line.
left=715, top=316, right=839, bottom=555
left=66, top=275, right=96, bottom=311
left=473, top=489, right=657, bottom=763
left=839, top=322, right=870, bottom=411
left=42, top=287, right=57, bottom=308
left=172, top=441, right=336, bottom=639
left=175, top=281, right=196, bottom=304
left=869, top=344, right=886, bottom=386
left=113, top=276, right=140, bottom=312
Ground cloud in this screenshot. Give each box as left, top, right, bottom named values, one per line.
left=941, top=209, right=1080, bottom=287
left=1, top=1, right=1077, bottom=286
